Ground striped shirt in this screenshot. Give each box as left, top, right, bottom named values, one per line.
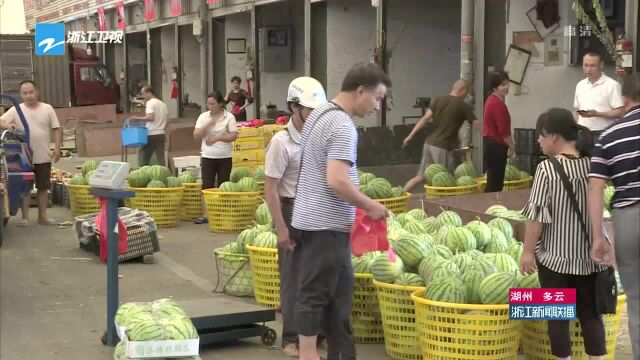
left=291, top=102, right=359, bottom=233
left=264, top=119, right=301, bottom=199
left=522, top=156, right=606, bottom=275
left=589, top=105, right=640, bottom=208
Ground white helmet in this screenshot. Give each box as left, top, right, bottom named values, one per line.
left=286, top=77, right=327, bottom=109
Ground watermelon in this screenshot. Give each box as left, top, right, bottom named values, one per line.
left=433, top=244, right=454, bottom=259
left=166, top=176, right=182, bottom=187
left=69, top=175, right=87, bottom=185
left=422, top=217, right=441, bottom=234
left=424, top=163, right=448, bottom=185
left=479, top=272, right=519, bottom=304
left=407, top=208, right=427, bottom=221
left=366, top=177, right=394, bottom=199
left=85, top=170, right=96, bottom=184
left=604, top=186, right=615, bottom=211
left=127, top=170, right=149, bottom=187
left=453, top=253, right=475, bottom=274
left=431, top=172, right=457, bottom=187
left=394, top=273, right=425, bottom=287
left=485, top=204, right=508, bottom=216
left=424, top=261, right=460, bottom=285
left=519, top=272, right=541, bottom=288
left=253, top=232, right=278, bottom=248
left=464, top=249, right=484, bottom=259
left=465, top=220, right=492, bottom=251
left=178, top=172, right=197, bottom=184
left=424, top=277, right=467, bottom=303
left=219, top=181, right=237, bottom=192
left=236, top=228, right=259, bottom=254
left=255, top=203, right=272, bottom=225
left=435, top=224, right=455, bottom=245
left=230, top=167, right=250, bottom=182
left=371, top=253, right=404, bottom=283
left=454, top=161, right=477, bottom=179
left=445, top=227, right=477, bottom=253
left=488, top=217, right=514, bottom=240
left=416, top=233, right=434, bottom=245
left=358, top=172, right=376, bottom=186
left=493, top=253, right=519, bottom=273
left=483, top=228, right=509, bottom=253
left=81, top=160, right=98, bottom=176
left=353, top=256, right=374, bottom=274
left=506, top=242, right=524, bottom=264
left=393, top=233, right=431, bottom=267
left=253, top=166, right=266, bottom=182
left=418, top=254, right=445, bottom=280
left=146, top=180, right=166, bottom=188
left=461, top=270, right=486, bottom=304
left=148, top=165, right=171, bottom=182
left=456, top=176, right=477, bottom=187
left=504, top=165, right=521, bottom=181
left=403, top=218, right=425, bottom=235
left=391, top=186, right=405, bottom=198
left=436, top=210, right=462, bottom=227
left=395, top=213, right=410, bottom=227
left=474, top=255, right=498, bottom=275
left=238, top=176, right=259, bottom=192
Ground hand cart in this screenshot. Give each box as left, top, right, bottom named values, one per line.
left=0, top=94, right=34, bottom=247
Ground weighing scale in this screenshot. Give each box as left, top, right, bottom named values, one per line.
left=93, top=161, right=279, bottom=349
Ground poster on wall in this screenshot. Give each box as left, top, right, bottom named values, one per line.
left=544, top=35, right=563, bottom=66
left=526, top=5, right=560, bottom=39
left=504, top=45, right=532, bottom=85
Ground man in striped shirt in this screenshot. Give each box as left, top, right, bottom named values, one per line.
left=291, top=63, right=390, bottom=360
left=588, top=73, right=640, bottom=359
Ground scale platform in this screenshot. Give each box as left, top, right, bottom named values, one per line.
left=178, top=297, right=278, bottom=347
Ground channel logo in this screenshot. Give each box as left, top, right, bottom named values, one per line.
left=35, top=23, right=65, bottom=56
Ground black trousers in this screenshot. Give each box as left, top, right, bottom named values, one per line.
left=278, top=198, right=299, bottom=347
left=200, top=157, right=232, bottom=190
left=537, top=262, right=607, bottom=357
left=292, top=228, right=356, bottom=360
left=138, top=134, right=166, bottom=167
left=483, top=137, right=508, bottom=192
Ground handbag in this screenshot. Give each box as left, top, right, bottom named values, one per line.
left=548, top=156, right=617, bottom=314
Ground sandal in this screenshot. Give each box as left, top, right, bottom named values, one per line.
left=17, top=219, right=29, bottom=227
left=193, top=217, right=208, bottom=224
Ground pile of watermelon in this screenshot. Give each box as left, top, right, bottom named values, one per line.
left=127, top=165, right=185, bottom=188
left=357, top=170, right=405, bottom=199
left=114, top=299, right=199, bottom=349
left=485, top=204, right=528, bottom=222
left=424, top=162, right=478, bottom=187
left=354, top=207, right=541, bottom=305
left=232, top=220, right=278, bottom=253
left=504, top=159, right=531, bottom=181
left=67, top=160, right=99, bottom=185
left=218, top=167, right=263, bottom=192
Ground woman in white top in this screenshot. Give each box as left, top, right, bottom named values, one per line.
left=193, top=91, right=238, bottom=223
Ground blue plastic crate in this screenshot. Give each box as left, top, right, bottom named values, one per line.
left=121, top=119, right=148, bottom=147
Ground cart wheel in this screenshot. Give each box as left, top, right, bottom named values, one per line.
left=100, top=330, right=107, bottom=345
left=261, top=328, right=277, bottom=346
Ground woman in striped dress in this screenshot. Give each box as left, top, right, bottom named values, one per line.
left=520, top=108, right=608, bottom=359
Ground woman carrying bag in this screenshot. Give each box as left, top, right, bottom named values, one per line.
left=520, top=108, right=611, bottom=360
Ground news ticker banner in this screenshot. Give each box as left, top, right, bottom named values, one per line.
left=509, top=288, right=577, bottom=321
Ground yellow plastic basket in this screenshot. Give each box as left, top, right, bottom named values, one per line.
left=213, top=248, right=254, bottom=297
left=411, top=289, right=522, bottom=359
left=179, top=183, right=202, bottom=221
left=246, top=245, right=279, bottom=308
left=202, top=189, right=260, bottom=233
left=476, top=177, right=487, bottom=192
left=373, top=280, right=425, bottom=360
left=352, top=273, right=385, bottom=344
left=375, top=192, right=411, bottom=214
left=424, top=183, right=481, bottom=199
left=521, top=295, right=626, bottom=360
left=128, top=186, right=184, bottom=228
left=503, top=176, right=533, bottom=191
left=65, top=184, right=101, bottom=217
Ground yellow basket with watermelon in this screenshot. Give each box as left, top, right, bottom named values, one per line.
left=411, top=289, right=522, bottom=360
left=179, top=176, right=202, bottom=221
left=352, top=273, right=385, bottom=344
left=375, top=192, right=411, bottom=215
left=424, top=183, right=481, bottom=198
left=202, top=188, right=260, bottom=233
left=128, top=186, right=185, bottom=228
left=373, top=280, right=425, bottom=360
left=521, top=295, right=626, bottom=360
left=65, top=184, right=101, bottom=217
left=246, top=244, right=280, bottom=308
left=423, top=163, right=481, bottom=198
left=476, top=176, right=533, bottom=192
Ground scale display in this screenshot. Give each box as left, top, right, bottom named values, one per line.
left=88, top=161, right=130, bottom=190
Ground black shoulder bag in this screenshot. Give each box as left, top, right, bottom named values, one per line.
left=548, top=156, right=617, bottom=314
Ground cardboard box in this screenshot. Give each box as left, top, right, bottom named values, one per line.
left=116, top=323, right=199, bottom=359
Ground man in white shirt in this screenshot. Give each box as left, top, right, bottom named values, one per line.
left=574, top=52, right=624, bottom=134
left=263, top=77, right=327, bottom=357
left=0, top=80, right=61, bottom=226
left=131, top=86, right=168, bottom=166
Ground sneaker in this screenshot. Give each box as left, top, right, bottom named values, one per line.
left=17, top=219, right=29, bottom=227
left=38, top=218, right=56, bottom=225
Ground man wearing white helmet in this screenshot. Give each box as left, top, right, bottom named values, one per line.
left=264, top=76, right=327, bottom=357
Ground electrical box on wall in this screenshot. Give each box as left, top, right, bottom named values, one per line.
left=260, top=27, right=293, bottom=72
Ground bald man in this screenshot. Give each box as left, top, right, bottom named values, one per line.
left=403, top=80, right=479, bottom=192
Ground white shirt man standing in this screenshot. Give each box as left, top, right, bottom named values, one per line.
left=574, top=52, right=624, bottom=134
left=130, top=86, right=168, bottom=166
left=0, top=80, right=61, bottom=226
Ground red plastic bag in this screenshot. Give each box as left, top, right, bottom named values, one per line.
left=96, top=198, right=128, bottom=262
left=350, top=208, right=389, bottom=257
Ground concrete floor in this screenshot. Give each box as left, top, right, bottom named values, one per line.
left=0, top=155, right=634, bottom=359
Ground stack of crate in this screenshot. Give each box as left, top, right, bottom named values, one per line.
left=232, top=127, right=266, bottom=173
left=514, top=128, right=547, bottom=176
left=262, top=124, right=288, bottom=145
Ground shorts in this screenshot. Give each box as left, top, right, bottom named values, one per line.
left=417, top=142, right=453, bottom=177
left=33, top=162, right=52, bottom=190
